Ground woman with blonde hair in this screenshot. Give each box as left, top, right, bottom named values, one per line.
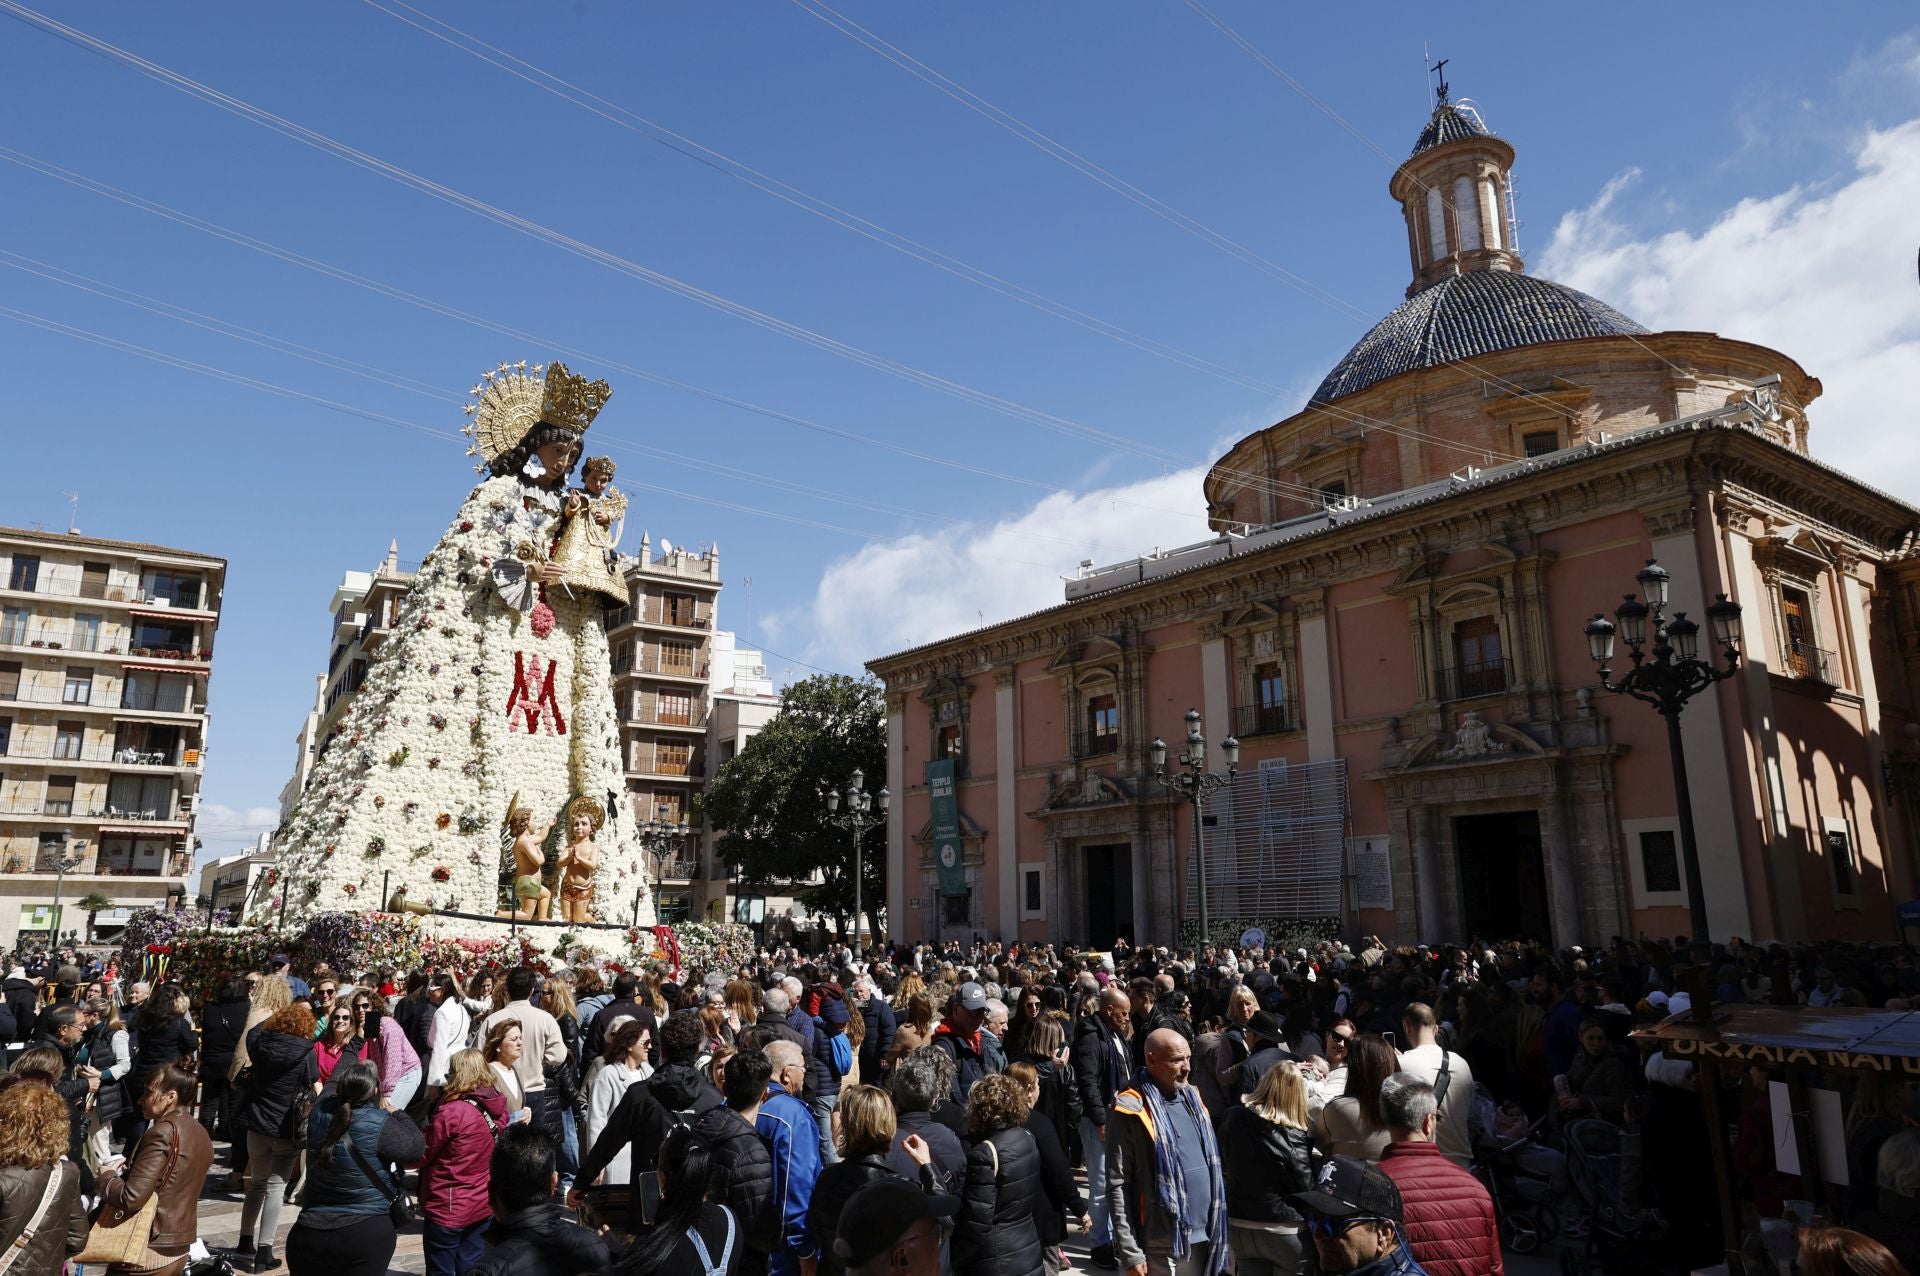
left=408, top=1051, right=506, bottom=1276
left=0, top=1079, right=87, bottom=1275
left=83, top=996, right=133, bottom=1169
left=890, top=972, right=926, bottom=1014
left=1220, top=1060, right=1314, bottom=1276
left=806, top=1085, right=935, bottom=1276
left=483, top=1018, right=528, bottom=1120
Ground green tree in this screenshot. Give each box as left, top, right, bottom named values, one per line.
left=702, top=673, right=886, bottom=943
left=75, top=892, right=114, bottom=944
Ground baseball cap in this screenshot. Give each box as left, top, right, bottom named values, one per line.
left=955, top=981, right=988, bottom=1012
left=831, top=1176, right=960, bottom=1268
left=1245, top=1010, right=1285, bottom=1044
left=1290, top=1155, right=1404, bottom=1224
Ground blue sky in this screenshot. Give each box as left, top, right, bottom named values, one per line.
left=2, top=2, right=1915, bottom=866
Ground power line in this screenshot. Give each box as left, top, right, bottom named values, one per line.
left=0, top=4, right=1458, bottom=517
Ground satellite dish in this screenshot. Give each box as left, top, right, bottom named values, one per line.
left=659, top=539, right=673, bottom=555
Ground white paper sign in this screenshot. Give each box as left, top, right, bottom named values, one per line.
left=1768, top=1081, right=1848, bottom=1185
left=1349, top=836, right=1393, bottom=912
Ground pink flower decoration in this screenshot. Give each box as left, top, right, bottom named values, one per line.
left=531, top=602, right=556, bottom=638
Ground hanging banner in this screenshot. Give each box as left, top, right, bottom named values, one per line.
left=928, top=759, right=967, bottom=897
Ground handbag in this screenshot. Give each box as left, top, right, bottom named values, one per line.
left=0, top=1163, right=69, bottom=1276
left=342, top=1130, right=416, bottom=1228
left=75, top=1179, right=162, bottom=1268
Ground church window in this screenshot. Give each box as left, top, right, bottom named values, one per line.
left=1781, top=587, right=1822, bottom=678
left=1825, top=823, right=1857, bottom=896
left=1449, top=616, right=1505, bottom=699
left=1638, top=830, right=1680, bottom=894
left=1083, top=693, right=1118, bottom=756
left=1453, top=176, right=1482, bottom=250
left=1319, top=479, right=1348, bottom=502
left=937, top=724, right=962, bottom=762
left=1424, top=187, right=1448, bottom=259
left=1522, top=430, right=1560, bottom=458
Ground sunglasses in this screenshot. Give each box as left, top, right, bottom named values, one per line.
left=316, top=988, right=337, bottom=997
left=1307, top=1214, right=1384, bottom=1238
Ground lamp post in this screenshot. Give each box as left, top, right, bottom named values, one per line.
left=638, top=818, right=691, bottom=922
left=1583, top=559, right=1743, bottom=945
left=825, top=769, right=889, bottom=954
left=1149, top=710, right=1239, bottom=946
left=47, top=830, right=83, bottom=946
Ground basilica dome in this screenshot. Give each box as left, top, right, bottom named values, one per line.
left=1310, top=269, right=1648, bottom=405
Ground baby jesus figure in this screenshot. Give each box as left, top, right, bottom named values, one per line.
left=503, top=807, right=554, bottom=921
left=554, top=795, right=602, bottom=925
left=549, top=455, right=627, bottom=604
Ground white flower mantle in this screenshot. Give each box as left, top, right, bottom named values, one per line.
left=263, top=475, right=654, bottom=934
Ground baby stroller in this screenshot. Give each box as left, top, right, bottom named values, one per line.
left=1470, top=1091, right=1560, bottom=1254
left=1559, top=1118, right=1667, bottom=1275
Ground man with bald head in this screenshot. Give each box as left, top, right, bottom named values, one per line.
left=1107, top=1028, right=1229, bottom=1276
left=1072, top=987, right=1134, bottom=1268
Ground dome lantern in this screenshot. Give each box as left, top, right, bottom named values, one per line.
left=1391, top=84, right=1524, bottom=296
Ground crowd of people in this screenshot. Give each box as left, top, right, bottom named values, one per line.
left=0, top=932, right=1909, bottom=1276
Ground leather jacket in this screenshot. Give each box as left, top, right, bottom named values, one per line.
left=0, top=1162, right=86, bottom=1276
left=1219, top=1103, right=1315, bottom=1224
left=97, top=1107, right=215, bottom=1251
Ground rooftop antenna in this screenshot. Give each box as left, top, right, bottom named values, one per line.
left=1424, top=44, right=1432, bottom=110
left=741, top=576, right=753, bottom=633
left=61, top=491, right=79, bottom=534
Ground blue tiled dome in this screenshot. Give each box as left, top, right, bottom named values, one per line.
left=1410, top=103, right=1491, bottom=157
left=1310, top=271, right=1648, bottom=405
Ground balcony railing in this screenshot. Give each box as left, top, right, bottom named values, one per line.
left=1233, top=701, right=1299, bottom=737
left=653, top=856, right=699, bottom=882
left=1070, top=725, right=1120, bottom=759
left=1435, top=660, right=1509, bottom=701
left=1787, top=642, right=1837, bottom=684
left=635, top=598, right=713, bottom=629
left=638, top=652, right=707, bottom=678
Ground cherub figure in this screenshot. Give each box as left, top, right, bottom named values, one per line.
left=554, top=795, right=602, bottom=924
left=507, top=807, right=554, bottom=921
left=550, top=455, right=627, bottom=603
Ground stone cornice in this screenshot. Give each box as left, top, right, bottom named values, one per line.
left=870, top=423, right=1917, bottom=688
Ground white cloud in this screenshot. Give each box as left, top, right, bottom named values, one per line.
left=192, top=802, right=280, bottom=856
left=1537, top=117, right=1920, bottom=496
left=800, top=465, right=1214, bottom=669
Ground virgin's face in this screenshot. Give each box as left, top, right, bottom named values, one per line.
left=533, top=439, right=577, bottom=487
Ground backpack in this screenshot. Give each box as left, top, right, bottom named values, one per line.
left=685, top=1205, right=736, bottom=1276
left=828, top=1032, right=852, bottom=1079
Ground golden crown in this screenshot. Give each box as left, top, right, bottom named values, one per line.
left=567, top=795, right=606, bottom=832
left=462, top=360, right=614, bottom=471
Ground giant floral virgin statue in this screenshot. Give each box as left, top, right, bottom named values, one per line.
left=262, top=360, right=654, bottom=930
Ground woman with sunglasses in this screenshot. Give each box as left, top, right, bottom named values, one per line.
left=1307, top=1019, right=1358, bottom=1115
left=314, top=991, right=371, bottom=1087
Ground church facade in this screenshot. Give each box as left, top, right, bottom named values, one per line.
left=866, top=97, right=1920, bottom=951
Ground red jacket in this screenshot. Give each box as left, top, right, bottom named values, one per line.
left=1377, top=1140, right=1504, bottom=1276
left=410, top=1086, right=508, bottom=1227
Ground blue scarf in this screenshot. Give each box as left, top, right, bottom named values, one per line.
left=1127, top=1068, right=1229, bottom=1276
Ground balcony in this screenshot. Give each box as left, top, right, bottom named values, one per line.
left=1069, top=725, right=1120, bottom=759
left=1435, top=660, right=1509, bottom=702
left=1233, top=701, right=1299, bottom=737
left=637, top=652, right=708, bottom=680
left=0, top=743, right=195, bottom=769
left=630, top=701, right=709, bottom=730
left=632, top=598, right=713, bottom=630
left=1787, top=642, right=1838, bottom=684
left=652, top=856, right=699, bottom=882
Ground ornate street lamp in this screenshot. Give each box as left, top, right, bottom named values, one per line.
left=1583, top=559, right=1742, bottom=943
left=1150, top=709, right=1239, bottom=946
left=825, top=769, right=888, bottom=954
left=638, top=817, right=691, bottom=925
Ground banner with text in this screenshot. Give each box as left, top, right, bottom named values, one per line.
left=928, top=759, right=967, bottom=897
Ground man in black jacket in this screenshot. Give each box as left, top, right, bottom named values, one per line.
left=469, top=1126, right=609, bottom=1276
left=851, top=976, right=895, bottom=1092
left=33, top=1005, right=96, bottom=1174
left=568, top=1009, right=723, bottom=1198
left=0, top=959, right=37, bottom=1055
left=1070, top=987, right=1132, bottom=1270
left=1231, top=1010, right=1292, bottom=1105
left=693, top=1050, right=779, bottom=1276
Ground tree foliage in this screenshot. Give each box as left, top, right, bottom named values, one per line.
left=701, top=673, right=886, bottom=937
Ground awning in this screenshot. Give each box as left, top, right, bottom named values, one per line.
left=122, top=661, right=209, bottom=676
left=97, top=825, right=187, bottom=837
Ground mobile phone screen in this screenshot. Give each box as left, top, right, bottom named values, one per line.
left=1383, top=1030, right=1396, bottom=1047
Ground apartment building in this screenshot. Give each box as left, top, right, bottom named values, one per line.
left=0, top=526, right=224, bottom=946
left=607, top=535, right=719, bottom=923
